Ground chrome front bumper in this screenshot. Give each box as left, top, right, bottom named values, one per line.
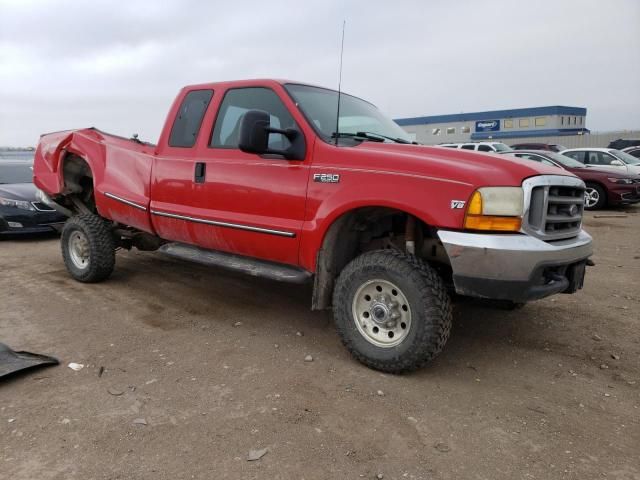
left=437, top=229, right=593, bottom=302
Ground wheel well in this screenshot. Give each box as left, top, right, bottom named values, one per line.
left=585, top=180, right=605, bottom=190
left=61, top=154, right=96, bottom=214
left=311, top=207, right=449, bottom=310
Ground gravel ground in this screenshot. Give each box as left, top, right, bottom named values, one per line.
left=1, top=207, right=639, bottom=480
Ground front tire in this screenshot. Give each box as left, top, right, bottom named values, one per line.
left=584, top=183, right=606, bottom=210
left=333, top=250, right=452, bottom=373
left=61, top=214, right=115, bottom=283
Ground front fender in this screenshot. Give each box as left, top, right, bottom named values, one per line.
left=298, top=167, right=474, bottom=271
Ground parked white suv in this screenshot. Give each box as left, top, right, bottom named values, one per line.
left=439, top=142, right=512, bottom=153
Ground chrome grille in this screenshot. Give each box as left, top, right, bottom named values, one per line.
left=522, top=175, right=585, bottom=241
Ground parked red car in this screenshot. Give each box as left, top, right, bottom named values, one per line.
left=503, top=150, right=640, bottom=209
left=32, top=79, right=594, bottom=372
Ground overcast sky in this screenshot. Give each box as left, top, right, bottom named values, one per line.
left=1, top=0, right=639, bottom=146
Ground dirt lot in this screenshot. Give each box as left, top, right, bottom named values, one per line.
left=1, top=208, right=639, bottom=480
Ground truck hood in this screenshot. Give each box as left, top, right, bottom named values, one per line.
left=344, top=142, right=574, bottom=187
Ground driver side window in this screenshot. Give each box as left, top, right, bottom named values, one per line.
left=210, top=87, right=297, bottom=150
left=587, top=151, right=615, bottom=165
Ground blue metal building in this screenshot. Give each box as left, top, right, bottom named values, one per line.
left=395, top=106, right=589, bottom=144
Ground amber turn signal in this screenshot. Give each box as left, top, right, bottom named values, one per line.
left=466, top=191, right=483, bottom=215
left=464, top=215, right=522, bottom=232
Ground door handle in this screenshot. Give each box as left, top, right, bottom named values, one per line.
left=194, top=162, right=206, bottom=184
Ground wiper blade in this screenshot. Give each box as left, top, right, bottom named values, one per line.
left=356, top=132, right=413, bottom=144
left=331, top=132, right=384, bottom=142
left=331, top=131, right=414, bottom=144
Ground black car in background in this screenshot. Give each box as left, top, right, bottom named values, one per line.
left=608, top=139, right=640, bottom=150
left=0, top=160, right=66, bottom=235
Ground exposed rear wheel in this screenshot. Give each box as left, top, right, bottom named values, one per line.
left=333, top=250, right=452, bottom=373
left=61, top=214, right=115, bottom=282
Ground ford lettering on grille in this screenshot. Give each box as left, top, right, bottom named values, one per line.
left=522, top=175, right=585, bottom=241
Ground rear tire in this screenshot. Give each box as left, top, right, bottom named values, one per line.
left=584, top=183, right=606, bottom=210
left=61, top=214, right=115, bottom=283
left=333, top=250, right=452, bottom=373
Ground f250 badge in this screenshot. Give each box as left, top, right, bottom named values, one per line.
left=451, top=200, right=466, bottom=209
left=313, top=173, right=340, bottom=183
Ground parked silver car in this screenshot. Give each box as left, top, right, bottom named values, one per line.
left=560, top=148, right=640, bottom=176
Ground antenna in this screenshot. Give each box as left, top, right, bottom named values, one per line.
left=335, top=20, right=346, bottom=147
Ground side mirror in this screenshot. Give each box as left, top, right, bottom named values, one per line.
left=238, top=109, right=305, bottom=160
left=610, top=159, right=624, bottom=166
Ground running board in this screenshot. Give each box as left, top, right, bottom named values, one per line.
left=158, top=242, right=313, bottom=284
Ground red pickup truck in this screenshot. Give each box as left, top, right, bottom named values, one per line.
left=33, top=79, right=593, bottom=372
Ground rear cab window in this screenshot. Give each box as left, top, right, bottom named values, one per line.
left=169, top=90, right=214, bottom=148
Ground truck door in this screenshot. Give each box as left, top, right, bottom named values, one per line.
left=151, top=86, right=310, bottom=267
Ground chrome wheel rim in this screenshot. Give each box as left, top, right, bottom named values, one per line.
left=584, top=188, right=599, bottom=208
left=352, top=279, right=412, bottom=348
left=69, top=231, right=90, bottom=270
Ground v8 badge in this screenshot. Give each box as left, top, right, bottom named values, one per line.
left=450, top=200, right=466, bottom=209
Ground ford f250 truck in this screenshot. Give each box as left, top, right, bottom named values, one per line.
left=33, top=79, right=593, bottom=372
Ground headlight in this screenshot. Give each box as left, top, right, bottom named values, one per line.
left=607, top=177, right=634, bottom=184
left=464, top=187, right=523, bottom=232
left=0, top=196, right=35, bottom=211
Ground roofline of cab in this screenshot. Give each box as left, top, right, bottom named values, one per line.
left=181, top=79, right=320, bottom=92
left=180, top=79, right=376, bottom=108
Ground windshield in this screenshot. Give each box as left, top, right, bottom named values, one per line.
left=284, top=84, right=412, bottom=143
left=544, top=152, right=585, bottom=168
left=611, top=149, right=640, bottom=165
left=0, top=163, right=33, bottom=184
left=492, top=143, right=512, bottom=152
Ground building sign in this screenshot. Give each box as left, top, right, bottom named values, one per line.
left=475, top=120, right=500, bottom=132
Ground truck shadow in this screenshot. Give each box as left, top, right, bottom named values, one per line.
left=0, top=231, right=59, bottom=242
left=111, top=249, right=562, bottom=374
left=0, top=231, right=60, bottom=243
